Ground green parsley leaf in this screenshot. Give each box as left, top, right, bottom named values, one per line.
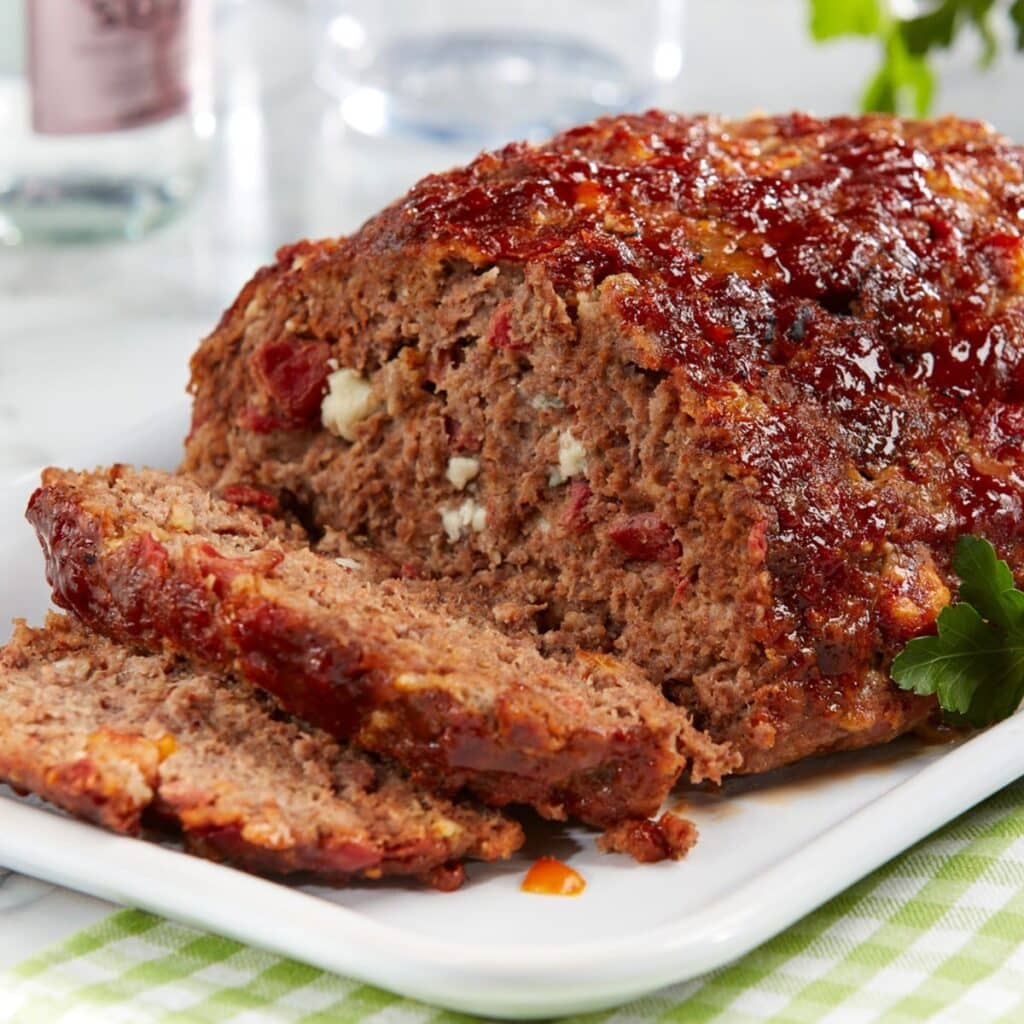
left=860, top=31, right=935, bottom=116
left=808, top=0, right=1024, bottom=116
left=952, top=534, right=1024, bottom=634
left=899, top=0, right=959, bottom=54
left=861, top=66, right=897, bottom=115
left=1012, top=0, right=1024, bottom=48
left=810, top=0, right=883, bottom=39
left=899, top=0, right=998, bottom=67
left=968, top=0, right=1000, bottom=67
left=891, top=536, right=1024, bottom=727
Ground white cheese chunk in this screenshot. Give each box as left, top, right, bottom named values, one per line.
left=549, top=429, right=588, bottom=486
left=321, top=368, right=379, bottom=442
left=445, top=456, right=481, bottom=491
left=334, top=556, right=363, bottom=571
left=559, top=429, right=588, bottom=478
left=440, top=499, right=488, bottom=542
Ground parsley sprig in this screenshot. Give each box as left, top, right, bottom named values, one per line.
left=809, top=0, right=1024, bottom=116
left=892, top=535, right=1024, bottom=726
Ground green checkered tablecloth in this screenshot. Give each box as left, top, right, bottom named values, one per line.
left=4, top=779, right=1024, bottom=1023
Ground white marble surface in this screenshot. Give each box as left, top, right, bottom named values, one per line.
left=1, top=0, right=1023, bottom=976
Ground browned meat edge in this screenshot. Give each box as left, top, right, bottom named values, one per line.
left=26, top=465, right=737, bottom=826
left=0, top=613, right=523, bottom=889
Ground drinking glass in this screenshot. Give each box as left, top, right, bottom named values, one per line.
left=310, top=0, right=686, bottom=143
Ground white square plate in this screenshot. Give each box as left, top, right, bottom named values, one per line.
left=1, top=401, right=1023, bottom=1019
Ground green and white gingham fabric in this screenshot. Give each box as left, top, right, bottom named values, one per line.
left=5, top=779, right=1024, bottom=1024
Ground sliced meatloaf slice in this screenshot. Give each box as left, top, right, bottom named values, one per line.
left=27, top=466, right=735, bottom=826
left=0, top=613, right=522, bottom=888
left=182, top=111, right=1024, bottom=772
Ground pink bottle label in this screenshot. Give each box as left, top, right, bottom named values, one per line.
left=28, top=0, right=192, bottom=135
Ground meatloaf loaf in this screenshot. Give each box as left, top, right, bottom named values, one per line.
left=182, top=110, right=1024, bottom=772
left=28, top=465, right=735, bottom=827
left=0, top=613, right=522, bottom=888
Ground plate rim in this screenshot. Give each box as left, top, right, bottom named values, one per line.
left=1, top=720, right=1021, bottom=1018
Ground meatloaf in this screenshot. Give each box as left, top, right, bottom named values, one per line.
left=27, top=465, right=735, bottom=827
left=0, top=613, right=522, bottom=888
left=182, top=110, right=1024, bottom=772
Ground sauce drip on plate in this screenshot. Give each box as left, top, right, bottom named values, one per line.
left=521, top=857, right=586, bottom=896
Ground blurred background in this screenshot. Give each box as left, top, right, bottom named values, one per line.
left=1, top=0, right=1023, bottom=482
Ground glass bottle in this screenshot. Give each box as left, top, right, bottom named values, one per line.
left=0, top=0, right=214, bottom=245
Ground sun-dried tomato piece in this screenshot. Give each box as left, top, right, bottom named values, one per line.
left=219, top=484, right=280, bottom=514
left=251, top=339, right=331, bottom=426
left=236, top=406, right=291, bottom=434
left=560, top=480, right=592, bottom=533
left=608, top=513, right=680, bottom=562
left=486, top=303, right=530, bottom=351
